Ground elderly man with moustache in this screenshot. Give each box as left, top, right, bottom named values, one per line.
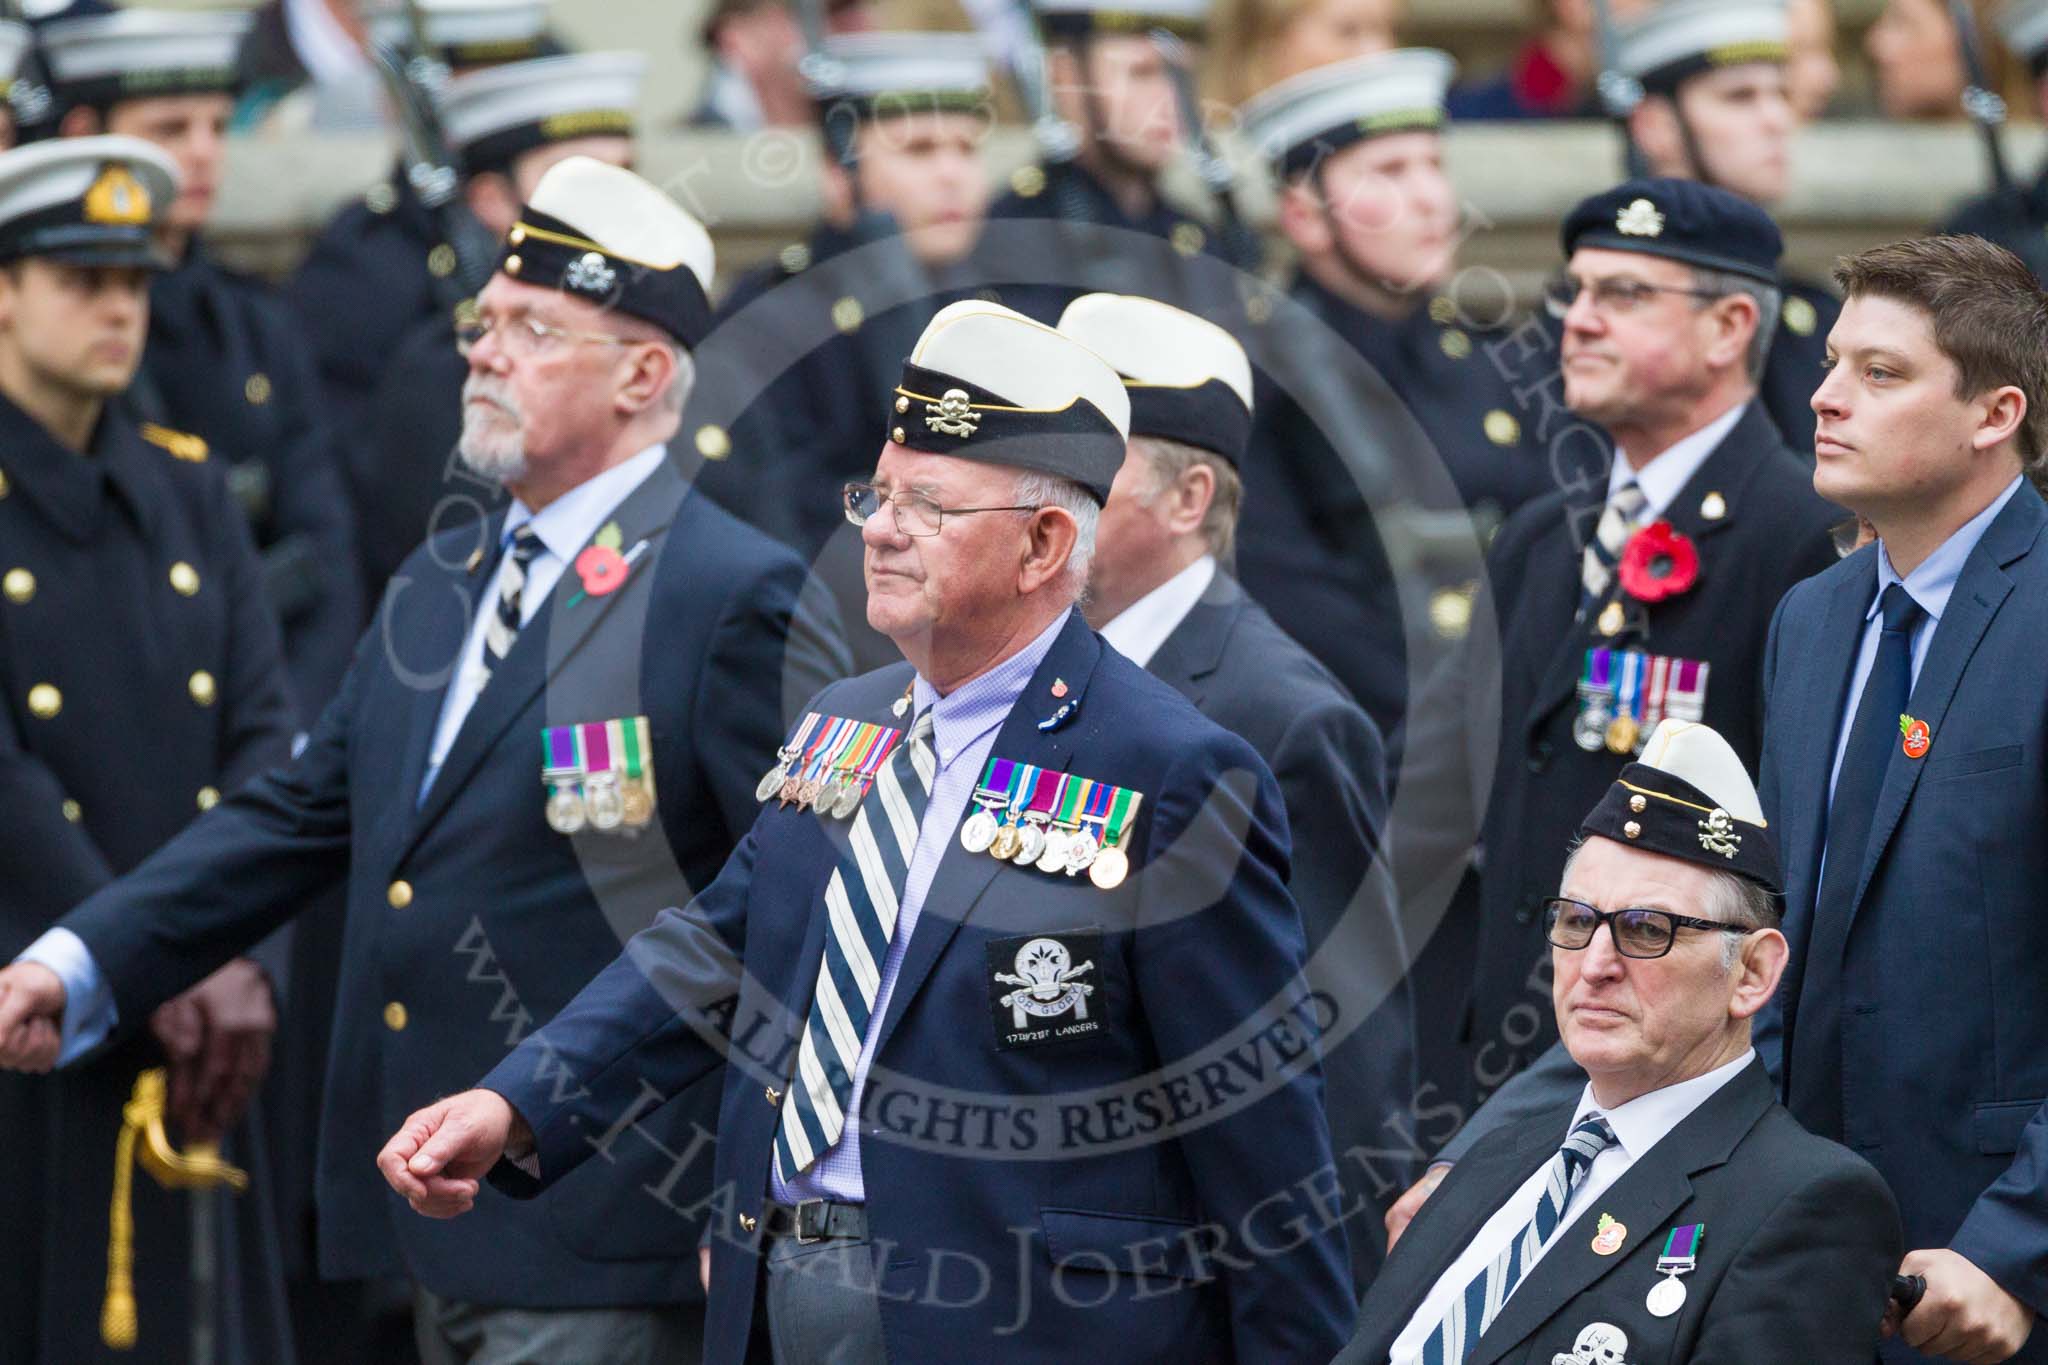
left=0, top=157, right=845, bottom=1363
left=1340, top=720, right=1901, bottom=1365
left=368, top=299, right=1356, bottom=1364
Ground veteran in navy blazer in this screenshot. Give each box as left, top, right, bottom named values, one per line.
left=1756, top=236, right=2048, bottom=1363
left=1063, top=292, right=1417, bottom=1288
left=1393, top=181, right=1843, bottom=1110
left=376, top=300, right=1354, bottom=1363
left=0, top=160, right=848, bottom=1359
left=1343, top=721, right=1900, bottom=1365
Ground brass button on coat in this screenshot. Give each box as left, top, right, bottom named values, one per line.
left=189, top=670, right=217, bottom=705
left=197, top=786, right=220, bottom=811
left=169, top=562, right=200, bottom=596
left=388, top=880, right=414, bottom=909
left=3, top=568, right=33, bottom=603
left=384, top=1002, right=408, bottom=1031
left=27, top=683, right=60, bottom=718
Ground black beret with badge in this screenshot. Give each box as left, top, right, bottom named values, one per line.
left=0, top=133, right=178, bottom=269
left=1055, top=292, right=1254, bottom=466
left=1613, top=0, right=1787, bottom=98
left=1579, top=718, right=1783, bottom=894
left=1562, top=176, right=1784, bottom=286
left=888, top=300, right=1132, bottom=504
left=441, top=50, right=644, bottom=177
left=1238, top=47, right=1456, bottom=181
left=496, top=155, right=717, bottom=349
left=36, top=7, right=251, bottom=111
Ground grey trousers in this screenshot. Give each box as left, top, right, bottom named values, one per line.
left=763, top=1231, right=888, bottom=1365
left=413, top=1287, right=704, bottom=1365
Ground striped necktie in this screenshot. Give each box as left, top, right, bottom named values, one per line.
left=482, top=525, right=544, bottom=678
left=1579, top=482, right=1647, bottom=613
left=773, top=708, right=937, bottom=1181
left=1419, top=1116, right=1618, bottom=1365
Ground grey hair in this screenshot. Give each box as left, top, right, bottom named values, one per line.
left=1011, top=469, right=1098, bottom=600
left=1692, top=267, right=1782, bottom=384
left=1129, top=434, right=1244, bottom=561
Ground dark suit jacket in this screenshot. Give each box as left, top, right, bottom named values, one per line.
left=1758, top=480, right=2048, bottom=1356
left=1338, top=1060, right=1902, bottom=1365
left=59, top=457, right=848, bottom=1307
left=482, top=610, right=1356, bottom=1362
left=1146, top=570, right=1417, bottom=1285
left=1397, top=401, right=1841, bottom=1093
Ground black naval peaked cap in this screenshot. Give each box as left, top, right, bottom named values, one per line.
left=1055, top=292, right=1254, bottom=466
left=889, top=301, right=1132, bottom=505
left=0, top=134, right=178, bottom=269
left=1562, top=177, right=1784, bottom=286
left=1579, top=719, right=1783, bottom=894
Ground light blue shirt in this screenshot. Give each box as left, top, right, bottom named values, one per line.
left=1825, top=477, right=2023, bottom=806
left=773, top=609, right=1070, bottom=1206
left=20, top=447, right=671, bottom=1066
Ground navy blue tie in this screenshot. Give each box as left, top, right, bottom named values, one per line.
left=1791, top=583, right=1924, bottom=1137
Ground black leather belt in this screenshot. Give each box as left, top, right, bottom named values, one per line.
left=763, top=1198, right=869, bottom=1244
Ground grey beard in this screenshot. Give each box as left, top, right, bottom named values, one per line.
left=457, top=402, right=528, bottom=486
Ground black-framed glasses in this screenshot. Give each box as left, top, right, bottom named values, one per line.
left=1542, top=274, right=1729, bottom=320
left=1542, top=897, right=1751, bottom=960
left=842, top=481, right=1040, bottom=537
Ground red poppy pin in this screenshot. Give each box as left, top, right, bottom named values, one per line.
left=1900, top=714, right=1930, bottom=760
left=1618, top=520, right=1701, bottom=603
left=567, top=522, right=645, bottom=605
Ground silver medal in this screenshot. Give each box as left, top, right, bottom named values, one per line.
left=586, top=776, right=625, bottom=831
left=545, top=786, right=587, bottom=834
left=1646, top=1275, right=1687, bottom=1318
left=1037, top=828, right=1071, bottom=873
left=1064, top=829, right=1099, bottom=875
left=830, top=778, right=865, bottom=819
left=1014, top=822, right=1046, bottom=865
left=960, top=807, right=999, bottom=854
left=756, top=761, right=788, bottom=803
left=1572, top=703, right=1609, bottom=753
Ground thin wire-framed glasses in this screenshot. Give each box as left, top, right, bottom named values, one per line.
left=455, top=313, right=635, bottom=359
left=1542, top=275, right=1728, bottom=320
left=842, top=481, right=1040, bottom=537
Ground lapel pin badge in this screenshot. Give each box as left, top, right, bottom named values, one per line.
left=1899, top=713, right=1930, bottom=761
left=1051, top=678, right=1068, bottom=698
left=1590, top=1212, right=1627, bottom=1256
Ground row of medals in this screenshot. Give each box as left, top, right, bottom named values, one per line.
left=958, top=793, right=1130, bottom=891
left=755, top=751, right=873, bottom=821
left=546, top=772, right=654, bottom=834
left=1574, top=706, right=1643, bottom=756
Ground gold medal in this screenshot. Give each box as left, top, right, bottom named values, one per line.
left=990, top=820, right=1023, bottom=861
left=1605, top=714, right=1640, bottom=755
left=1089, top=845, right=1129, bottom=890
left=620, top=781, right=654, bottom=828
left=1597, top=600, right=1626, bottom=637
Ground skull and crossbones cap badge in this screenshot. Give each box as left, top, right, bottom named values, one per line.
left=887, top=301, right=1131, bottom=505
left=1578, top=720, right=1783, bottom=893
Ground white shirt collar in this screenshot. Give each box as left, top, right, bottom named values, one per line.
left=1568, top=1049, right=1756, bottom=1161
left=502, top=444, right=668, bottom=566
left=1872, top=475, right=2023, bottom=628
left=1098, top=556, right=1215, bottom=668
left=1608, top=401, right=1750, bottom=518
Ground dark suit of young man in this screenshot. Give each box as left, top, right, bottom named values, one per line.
left=1759, top=479, right=2048, bottom=1362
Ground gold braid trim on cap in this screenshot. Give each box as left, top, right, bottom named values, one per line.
left=1616, top=779, right=1769, bottom=829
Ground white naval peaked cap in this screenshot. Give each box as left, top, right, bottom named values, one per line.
left=1056, top=293, right=1253, bottom=463
left=38, top=8, right=252, bottom=106
left=1239, top=49, right=1456, bottom=176
left=501, top=156, right=716, bottom=345
left=2002, top=0, right=2048, bottom=66
left=806, top=31, right=991, bottom=106
left=0, top=134, right=178, bottom=267
left=1579, top=719, right=1783, bottom=890
left=441, top=51, right=644, bottom=171
left=1031, top=0, right=1209, bottom=40
left=892, top=300, right=1132, bottom=503
left=0, top=22, right=29, bottom=88
left=1637, top=721, right=1765, bottom=825
left=367, top=0, right=552, bottom=62
left=1615, top=0, right=1787, bottom=92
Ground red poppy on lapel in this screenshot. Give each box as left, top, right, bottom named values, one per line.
left=1618, top=521, right=1700, bottom=603
left=574, top=544, right=629, bottom=597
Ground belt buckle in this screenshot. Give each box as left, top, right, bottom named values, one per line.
left=795, top=1199, right=826, bottom=1244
